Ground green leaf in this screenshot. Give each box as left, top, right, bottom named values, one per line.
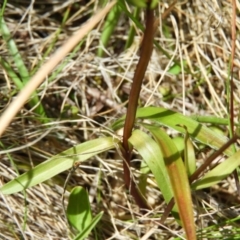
left=167, top=60, right=187, bottom=75
left=74, top=211, right=103, bottom=240
left=112, top=107, right=234, bottom=156
left=192, top=150, right=240, bottom=190
left=67, top=187, right=92, bottom=232
left=0, top=17, right=29, bottom=84
left=184, top=133, right=196, bottom=176
left=172, top=136, right=185, bottom=154
left=0, top=17, right=46, bottom=118
left=129, top=130, right=173, bottom=203
left=168, top=63, right=181, bottom=75
left=145, top=125, right=196, bottom=240
left=178, top=125, right=196, bottom=176
left=0, top=137, right=116, bottom=194
left=191, top=115, right=231, bottom=125
left=124, top=0, right=147, bottom=8
left=118, top=0, right=144, bottom=31
left=124, top=7, right=141, bottom=50
left=98, top=4, right=121, bottom=57
left=150, top=0, right=160, bottom=9
left=138, top=158, right=150, bottom=196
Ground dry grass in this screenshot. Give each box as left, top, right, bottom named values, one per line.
left=1, top=0, right=240, bottom=239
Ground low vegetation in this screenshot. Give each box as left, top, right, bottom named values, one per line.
left=0, top=0, right=239, bottom=239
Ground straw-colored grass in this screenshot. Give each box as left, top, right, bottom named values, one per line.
left=1, top=0, right=240, bottom=239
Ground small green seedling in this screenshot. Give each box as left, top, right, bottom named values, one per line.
left=67, top=186, right=103, bottom=240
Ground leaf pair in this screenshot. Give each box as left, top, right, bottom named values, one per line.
left=129, top=127, right=196, bottom=239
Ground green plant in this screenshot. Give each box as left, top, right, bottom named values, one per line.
left=0, top=0, right=238, bottom=239
left=67, top=186, right=103, bottom=240
left=0, top=9, right=46, bottom=120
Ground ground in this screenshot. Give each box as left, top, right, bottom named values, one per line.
left=0, top=0, right=240, bottom=239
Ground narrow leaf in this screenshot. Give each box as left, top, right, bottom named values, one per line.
left=184, top=134, right=196, bottom=176
left=180, top=125, right=196, bottom=176
left=0, top=17, right=46, bottom=117
left=0, top=137, right=115, bottom=194
left=0, top=17, right=29, bottom=84
left=192, top=150, right=240, bottom=190
left=98, top=4, right=121, bottom=57
left=112, top=107, right=233, bottom=156
left=129, top=130, right=173, bottom=203
left=145, top=125, right=196, bottom=240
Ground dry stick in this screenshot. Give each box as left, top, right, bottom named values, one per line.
left=0, top=1, right=116, bottom=137
left=122, top=6, right=155, bottom=209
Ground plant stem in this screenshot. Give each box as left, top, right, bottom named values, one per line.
left=122, top=5, right=155, bottom=209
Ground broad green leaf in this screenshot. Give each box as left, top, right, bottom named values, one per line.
left=111, top=107, right=233, bottom=156
left=74, top=211, right=103, bottom=240
left=0, top=137, right=116, bottom=194
left=145, top=125, right=196, bottom=240
left=192, top=150, right=240, bottom=190
left=67, top=187, right=92, bottom=232
left=129, top=130, right=173, bottom=203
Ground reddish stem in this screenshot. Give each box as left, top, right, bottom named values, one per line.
left=122, top=6, right=155, bottom=209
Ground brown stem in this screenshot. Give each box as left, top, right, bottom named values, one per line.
left=189, top=135, right=238, bottom=183
left=122, top=8, right=155, bottom=153
left=121, top=6, right=155, bottom=209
